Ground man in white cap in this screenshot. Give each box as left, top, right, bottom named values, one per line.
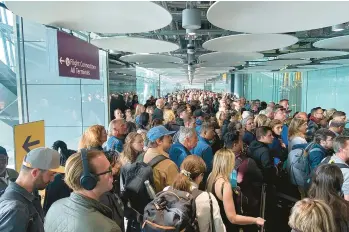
left=0, top=147, right=64, bottom=232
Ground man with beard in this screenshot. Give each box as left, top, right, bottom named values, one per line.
left=0, top=147, right=64, bottom=232
left=0, top=146, right=19, bottom=192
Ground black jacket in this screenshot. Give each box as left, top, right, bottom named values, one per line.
left=247, top=140, right=276, bottom=185
left=43, top=174, right=72, bottom=216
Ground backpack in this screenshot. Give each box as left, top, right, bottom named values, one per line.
left=287, top=143, right=321, bottom=188
left=120, top=155, right=168, bottom=221
left=142, top=187, right=200, bottom=232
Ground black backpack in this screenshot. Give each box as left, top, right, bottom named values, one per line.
left=120, top=155, right=168, bottom=221
left=142, top=188, right=200, bottom=232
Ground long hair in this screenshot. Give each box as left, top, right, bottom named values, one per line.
left=207, top=148, right=235, bottom=191
left=135, top=104, right=145, bottom=117
left=216, top=111, right=225, bottom=128
left=172, top=155, right=206, bottom=192
left=308, top=164, right=349, bottom=222
left=78, top=125, right=106, bottom=149
left=288, top=118, right=307, bottom=139
left=289, top=198, right=337, bottom=232
left=119, top=132, right=143, bottom=165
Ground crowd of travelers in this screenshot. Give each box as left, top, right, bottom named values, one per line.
left=0, top=89, right=349, bottom=232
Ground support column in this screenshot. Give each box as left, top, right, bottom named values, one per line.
left=226, top=73, right=234, bottom=94
left=234, top=74, right=244, bottom=98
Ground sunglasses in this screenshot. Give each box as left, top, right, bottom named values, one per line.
left=94, top=166, right=112, bottom=177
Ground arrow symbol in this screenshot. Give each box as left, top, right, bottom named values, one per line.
left=59, top=57, right=64, bottom=65
left=22, top=136, right=40, bottom=153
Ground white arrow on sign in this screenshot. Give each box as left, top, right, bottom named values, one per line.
left=59, top=57, right=64, bottom=65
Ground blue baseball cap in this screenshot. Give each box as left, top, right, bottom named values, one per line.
left=147, top=126, right=176, bottom=142
left=0, top=146, right=7, bottom=157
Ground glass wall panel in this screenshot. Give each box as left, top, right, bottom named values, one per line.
left=14, top=19, right=108, bottom=157
left=0, top=6, right=17, bottom=168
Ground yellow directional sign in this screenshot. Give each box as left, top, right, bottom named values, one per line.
left=14, top=120, right=45, bottom=171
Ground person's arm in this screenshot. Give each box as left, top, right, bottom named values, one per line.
left=222, top=182, right=265, bottom=226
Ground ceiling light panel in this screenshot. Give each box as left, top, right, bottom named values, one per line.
left=198, top=52, right=264, bottom=64
left=92, top=37, right=179, bottom=54
left=120, top=54, right=183, bottom=64
left=6, top=1, right=172, bottom=33
left=277, top=51, right=349, bottom=59
left=203, top=34, right=298, bottom=52
left=207, top=1, right=349, bottom=33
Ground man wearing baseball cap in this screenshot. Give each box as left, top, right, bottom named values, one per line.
left=0, top=146, right=19, bottom=192
left=0, top=147, right=64, bottom=232
left=142, top=125, right=179, bottom=193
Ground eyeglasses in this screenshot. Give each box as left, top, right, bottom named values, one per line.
left=94, top=166, right=112, bottom=177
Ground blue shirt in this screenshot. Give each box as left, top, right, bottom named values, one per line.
left=106, top=136, right=123, bottom=153
left=308, top=144, right=327, bottom=171
left=281, top=124, right=289, bottom=147
left=191, top=136, right=213, bottom=173
left=169, top=143, right=191, bottom=168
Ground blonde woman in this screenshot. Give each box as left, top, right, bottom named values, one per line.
left=78, top=125, right=107, bottom=150
left=288, top=118, right=308, bottom=153
left=289, top=198, right=337, bottom=232
left=207, top=148, right=265, bottom=232
left=119, top=132, right=144, bottom=166
left=216, top=111, right=226, bottom=128
left=254, top=114, right=269, bottom=128
left=135, top=104, right=145, bottom=125
left=170, top=155, right=226, bottom=232
left=163, top=109, right=180, bottom=132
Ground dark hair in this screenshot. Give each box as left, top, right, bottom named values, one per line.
left=138, top=112, right=150, bottom=129
left=311, top=107, right=322, bottom=116
left=223, top=130, right=240, bottom=149
left=256, top=126, right=272, bottom=140
left=308, top=164, right=349, bottom=222
left=126, top=121, right=137, bottom=134
left=313, top=128, right=336, bottom=144
left=260, top=101, right=267, bottom=110
left=177, top=106, right=187, bottom=117
left=151, top=118, right=163, bottom=128
left=52, top=140, right=76, bottom=166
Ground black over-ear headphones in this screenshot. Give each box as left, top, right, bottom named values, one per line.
left=80, top=149, right=97, bottom=190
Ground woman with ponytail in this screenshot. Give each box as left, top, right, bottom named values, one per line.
left=171, top=155, right=226, bottom=232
